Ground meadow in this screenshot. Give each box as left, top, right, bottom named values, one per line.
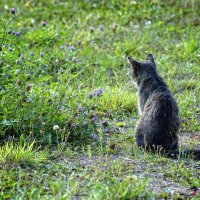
left=0, top=0, right=200, bottom=199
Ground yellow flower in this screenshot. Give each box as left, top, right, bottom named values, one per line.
left=25, top=2, right=30, bottom=7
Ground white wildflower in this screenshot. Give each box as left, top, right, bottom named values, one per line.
left=53, top=125, right=59, bottom=130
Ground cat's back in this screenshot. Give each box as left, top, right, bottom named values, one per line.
left=142, top=87, right=180, bottom=131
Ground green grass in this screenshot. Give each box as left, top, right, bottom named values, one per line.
left=0, top=141, right=46, bottom=167
left=0, top=0, right=200, bottom=199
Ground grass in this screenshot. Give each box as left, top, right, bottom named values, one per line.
left=0, top=0, right=200, bottom=199
left=0, top=141, right=46, bottom=167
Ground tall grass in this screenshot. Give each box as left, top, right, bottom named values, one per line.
left=0, top=141, right=46, bottom=167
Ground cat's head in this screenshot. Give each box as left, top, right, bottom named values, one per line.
left=128, top=54, right=156, bottom=86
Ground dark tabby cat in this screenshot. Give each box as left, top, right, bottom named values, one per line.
left=128, top=54, right=200, bottom=159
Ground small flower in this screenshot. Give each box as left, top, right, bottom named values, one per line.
left=112, top=23, right=118, bottom=32
left=96, top=89, right=103, bottom=96
left=53, top=125, right=59, bottom=130
left=42, top=21, right=47, bottom=27
left=103, top=113, right=109, bottom=117
left=60, top=45, right=65, bottom=49
left=12, top=31, right=16, bottom=35
left=57, top=105, right=62, bottom=111
left=20, top=54, right=24, bottom=59
left=77, top=41, right=81, bottom=45
left=2, top=73, right=8, bottom=78
left=43, top=64, right=48, bottom=70
left=53, top=93, right=58, bottom=98
left=15, top=69, right=20, bottom=74
left=31, top=18, right=35, bottom=25
left=145, top=20, right=151, bottom=27
left=90, top=26, right=95, bottom=33
left=30, top=51, right=34, bottom=56
left=91, top=117, right=97, bottom=124
left=113, top=23, right=118, bottom=28
left=15, top=32, right=21, bottom=37
left=25, top=84, right=31, bottom=91
left=99, top=25, right=104, bottom=31
left=15, top=60, right=20, bottom=64
left=11, top=8, right=16, bottom=14
left=9, top=47, right=13, bottom=51
left=101, top=121, right=109, bottom=127
left=91, top=133, right=99, bottom=141
left=78, top=106, right=83, bottom=112
left=69, top=45, right=75, bottom=51
left=16, top=79, right=21, bottom=85
left=40, top=52, right=44, bottom=58
left=71, top=57, right=77, bottom=62
left=88, top=92, right=94, bottom=98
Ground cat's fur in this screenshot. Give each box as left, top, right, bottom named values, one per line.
left=128, top=54, right=200, bottom=159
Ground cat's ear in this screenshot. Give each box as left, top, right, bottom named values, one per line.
left=146, top=54, right=154, bottom=63
left=128, top=57, right=138, bottom=70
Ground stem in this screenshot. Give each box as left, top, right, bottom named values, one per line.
left=0, top=16, right=16, bottom=50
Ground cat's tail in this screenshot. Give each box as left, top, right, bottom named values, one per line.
left=164, top=149, right=200, bottom=160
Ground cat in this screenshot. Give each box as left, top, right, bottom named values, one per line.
left=128, top=54, right=200, bottom=159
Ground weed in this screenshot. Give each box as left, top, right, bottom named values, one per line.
left=0, top=141, right=46, bottom=167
